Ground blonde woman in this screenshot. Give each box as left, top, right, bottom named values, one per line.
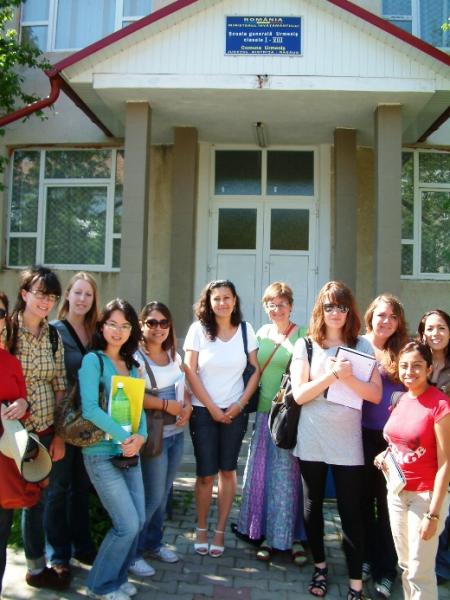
left=46, top=273, right=100, bottom=573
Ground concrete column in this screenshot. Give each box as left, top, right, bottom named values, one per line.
left=119, top=102, right=151, bottom=310
left=169, top=127, right=198, bottom=335
left=334, top=128, right=357, bottom=290
left=374, top=104, right=402, bottom=296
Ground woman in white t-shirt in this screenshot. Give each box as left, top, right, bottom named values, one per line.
left=184, top=280, right=259, bottom=558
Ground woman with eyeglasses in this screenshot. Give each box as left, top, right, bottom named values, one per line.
left=9, top=266, right=68, bottom=591
left=417, top=310, right=450, bottom=586
left=290, top=281, right=381, bottom=600
left=236, top=282, right=307, bottom=565
left=184, top=280, right=259, bottom=557
left=128, top=301, right=191, bottom=577
left=45, top=273, right=100, bottom=576
left=360, top=295, right=408, bottom=599
left=79, top=298, right=147, bottom=600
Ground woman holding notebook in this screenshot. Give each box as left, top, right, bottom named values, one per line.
left=376, top=340, right=450, bottom=600
left=290, top=281, right=381, bottom=600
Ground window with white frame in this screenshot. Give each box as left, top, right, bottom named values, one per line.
left=8, top=148, right=124, bottom=270
left=401, top=150, right=450, bottom=278
left=382, top=0, right=449, bottom=49
left=20, top=0, right=151, bottom=51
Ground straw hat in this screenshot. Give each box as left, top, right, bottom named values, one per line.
left=0, top=405, right=52, bottom=483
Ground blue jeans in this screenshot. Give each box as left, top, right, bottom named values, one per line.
left=21, top=433, right=53, bottom=571
left=45, top=443, right=95, bottom=565
left=136, top=431, right=184, bottom=557
left=83, top=454, right=145, bottom=595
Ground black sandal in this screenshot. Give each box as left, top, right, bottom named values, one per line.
left=308, top=566, right=328, bottom=597
left=347, top=588, right=365, bottom=600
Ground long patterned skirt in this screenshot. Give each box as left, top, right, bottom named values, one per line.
left=237, top=412, right=306, bottom=550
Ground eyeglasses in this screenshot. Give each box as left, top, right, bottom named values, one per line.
left=323, top=303, right=349, bottom=314
left=267, top=302, right=290, bottom=310
left=0, top=309, right=7, bottom=319
left=145, top=318, right=170, bottom=330
left=104, top=321, right=132, bottom=332
left=28, top=290, right=59, bottom=303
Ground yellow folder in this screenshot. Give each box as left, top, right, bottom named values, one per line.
left=110, top=375, right=145, bottom=434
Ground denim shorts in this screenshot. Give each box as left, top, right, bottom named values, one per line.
left=189, top=406, right=248, bottom=477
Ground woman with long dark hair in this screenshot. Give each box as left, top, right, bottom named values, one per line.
left=184, top=280, right=259, bottom=557
left=375, top=341, right=450, bottom=600
left=79, top=298, right=147, bottom=600
left=45, top=272, right=100, bottom=573
left=9, top=266, right=68, bottom=591
left=129, top=301, right=191, bottom=576
left=361, top=294, right=408, bottom=598
left=290, top=281, right=381, bottom=600
left=417, top=310, right=450, bottom=585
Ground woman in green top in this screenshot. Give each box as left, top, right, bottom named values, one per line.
left=236, top=282, right=307, bottom=563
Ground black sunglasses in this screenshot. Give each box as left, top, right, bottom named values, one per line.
left=0, top=308, right=7, bottom=319
left=323, top=303, right=349, bottom=314
left=145, top=318, right=170, bottom=330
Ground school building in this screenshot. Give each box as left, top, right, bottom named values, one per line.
left=0, top=0, right=449, bottom=334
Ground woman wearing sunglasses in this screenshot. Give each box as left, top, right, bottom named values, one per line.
left=9, top=266, right=68, bottom=591
left=184, top=280, right=259, bottom=557
left=79, top=298, right=147, bottom=600
left=290, top=281, right=381, bottom=600
left=129, top=301, right=191, bottom=577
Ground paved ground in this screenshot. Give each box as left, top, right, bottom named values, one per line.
left=3, top=425, right=450, bottom=599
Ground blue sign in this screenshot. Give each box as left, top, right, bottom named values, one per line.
left=226, top=16, right=301, bottom=56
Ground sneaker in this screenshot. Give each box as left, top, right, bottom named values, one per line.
left=149, top=545, right=179, bottom=563
left=120, top=582, right=137, bottom=596
left=87, top=590, right=130, bottom=600
left=362, top=562, right=371, bottom=582
left=26, top=566, right=70, bottom=590
left=128, top=558, right=155, bottom=577
left=375, top=577, right=395, bottom=598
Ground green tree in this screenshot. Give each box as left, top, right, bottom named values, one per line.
left=0, top=0, right=50, bottom=184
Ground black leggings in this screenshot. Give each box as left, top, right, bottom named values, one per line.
left=0, top=507, right=14, bottom=594
left=300, top=460, right=365, bottom=580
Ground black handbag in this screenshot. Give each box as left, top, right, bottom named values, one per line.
left=268, top=337, right=312, bottom=449
left=241, top=321, right=258, bottom=413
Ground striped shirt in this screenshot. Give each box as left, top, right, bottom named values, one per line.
left=14, top=313, right=66, bottom=433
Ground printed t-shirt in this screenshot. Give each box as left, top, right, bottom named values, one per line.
left=384, top=385, right=450, bottom=491
left=183, top=321, right=258, bottom=409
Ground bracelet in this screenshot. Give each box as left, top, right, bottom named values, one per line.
left=331, top=369, right=339, bottom=380
left=424, top=512, right=439, bottom=521
left=162, top=399, right=168, bottom=412
left=237, top=400, right=245, bottom=412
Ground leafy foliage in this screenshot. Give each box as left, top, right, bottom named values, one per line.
left=0, top=0, right=50, bottom=184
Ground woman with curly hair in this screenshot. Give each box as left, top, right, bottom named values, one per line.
left=417, top=310, right=450, bottom=585
left=184, top=280, right=259, bottom=558
left=290, top=281, right=381, bottom=600
left=361, top=294, right=408, bottom=598
left=79, top=298, right=147, bottom=600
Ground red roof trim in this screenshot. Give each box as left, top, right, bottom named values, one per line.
left=48, top=0, right=200, bottom=76
left=48, top=0, right=450, bottom=77
left=327, top=0, right=450, bottom=66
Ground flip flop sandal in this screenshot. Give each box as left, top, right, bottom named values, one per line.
left=256, top=544, right=272, bottom=562
left=292, top=542, right=308, bottom=567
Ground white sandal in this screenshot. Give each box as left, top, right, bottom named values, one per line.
left=194, top=528, right=208, bottom=556
left=209, top=529, right=225, bottom=558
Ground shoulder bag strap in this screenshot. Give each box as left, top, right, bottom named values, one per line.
left=138, top=349, right=158, bottom=393
left=48, top=323, right=59, bottom=357
left=62, top=319, right=87, bottom=356
left=260, top=322, right=296, bottom=376
left=304, top=337, right=313, bottom=366
left=241, top=321, right=249, bottom=358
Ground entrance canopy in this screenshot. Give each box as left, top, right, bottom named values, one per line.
left=49, top=0, right=450, bottom=145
